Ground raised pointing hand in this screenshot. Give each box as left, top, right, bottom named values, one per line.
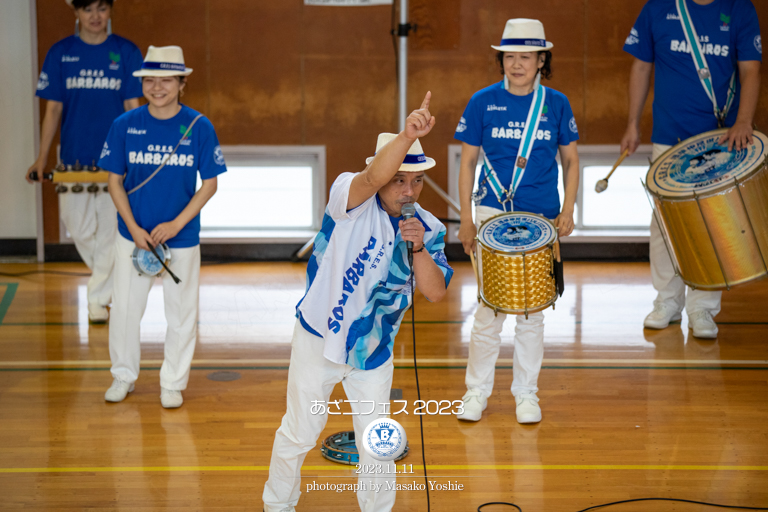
left=405, top=91, right=436, bottom=139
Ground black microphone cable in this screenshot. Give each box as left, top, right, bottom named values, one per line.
left=408, top=248, right=430, bottom=512
left=401, top=201, right=430, bottom=510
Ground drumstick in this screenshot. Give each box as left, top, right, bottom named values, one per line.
left=595, top=148, right=630, bottom=194
left=469, top=245, right=482, bottom=298
left=149, top=244, right=182, bottom=284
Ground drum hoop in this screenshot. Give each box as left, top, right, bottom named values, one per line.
left=131, top=243, right=172, bottom=276
left=478, top=292, right=557, bottom=316
left=646, top=129, right=768, bottom=200
left=320, top=431, right=410, bottom=465
left=476, top=211, right=558, bottom=255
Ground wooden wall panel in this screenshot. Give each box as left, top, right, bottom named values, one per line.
left=35, top=0, right=768, bottom=240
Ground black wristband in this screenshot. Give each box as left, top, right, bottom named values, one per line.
left=414, top=246, right=426, bottom=254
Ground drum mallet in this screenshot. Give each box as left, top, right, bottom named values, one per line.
left=148, top=244, right=182, bottom=284
left=595, top=148, right=630, bottom=193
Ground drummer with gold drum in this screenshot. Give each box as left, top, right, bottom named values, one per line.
left=620, top=0, right=762, bottom=338
left=454, top=19, right=580, bottom=424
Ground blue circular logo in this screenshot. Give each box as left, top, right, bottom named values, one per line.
left=132, top=245, right=168, bottom=276
left=478, top=213, right=555, bottom=252
left=363, top=418, right=407, bottom=461
left=648, top=131, right=767, bottom=197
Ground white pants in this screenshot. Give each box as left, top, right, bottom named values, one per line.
left=465, top=205, right=546, bottom=399
left=263, top=320, right=396, bottom=512
left=649, top=143, right=722, bottom=317
left=109, top=235, right=200, bottom=390
left=59, top=191, right=116, bottom=308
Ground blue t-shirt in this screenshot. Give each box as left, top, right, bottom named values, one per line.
left=98, top=105, right=227, bottom=248
left=36, top=34, right=143, bottom=167
left=623, top=0, right=762, bottom=145
left=454, top=81, right=579, bottom=219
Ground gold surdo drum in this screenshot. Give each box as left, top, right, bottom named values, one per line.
left=473, top=212, right=558, bottom=317
left=645, top=129, right=768, bottom=290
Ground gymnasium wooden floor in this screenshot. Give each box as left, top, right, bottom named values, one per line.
left=0, top=260, right=767, bottom=511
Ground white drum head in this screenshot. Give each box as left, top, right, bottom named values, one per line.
left=477, top=212, right=556, bottom=253
left=647, top=129, right=768, bottom=198
left=132, top=244, right=171, bottom=276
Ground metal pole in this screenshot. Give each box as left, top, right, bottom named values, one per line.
left=398, top=0, right=408, bottom=132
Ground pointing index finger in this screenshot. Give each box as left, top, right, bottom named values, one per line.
left=420, top=91, right=431, bottom=110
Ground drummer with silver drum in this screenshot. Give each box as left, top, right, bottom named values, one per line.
left=454, top=19, right=580, bottom=424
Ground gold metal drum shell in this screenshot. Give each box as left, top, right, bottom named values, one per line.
left=478, top=245, right=556, bottom=314
left=650, top=164, right=768, bottom=290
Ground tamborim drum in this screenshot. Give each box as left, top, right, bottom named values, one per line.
left=474, top=212, right=558, bottom=317
left=320, top=431, right=409, bottom=465
left=131, top=244, right=171, bottom=277
left=646, top=129, right=768, bottom=290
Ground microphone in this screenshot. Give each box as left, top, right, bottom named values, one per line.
left=401, top=202, right=416, bottom=269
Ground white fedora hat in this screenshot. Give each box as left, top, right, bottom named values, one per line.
left=133, top=45, right=193, bottom=77
left=365, top=133, right=436, bottom=173
left=491, top=19, right=554, bottom=52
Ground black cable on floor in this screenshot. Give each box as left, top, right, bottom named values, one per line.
left=574, top=497, right=768, bottom=511
left=409, top=266, right=430, bottom=511
left=477, top=497, right=768, bottom=512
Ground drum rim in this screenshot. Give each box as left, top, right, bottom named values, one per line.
left=131, top=243, right=171, bottom=276
left=646, top=128, right=768, bottom=200
left=478, top=293, right=557, bottom=315
left=476, top=211, right=558, bottom=255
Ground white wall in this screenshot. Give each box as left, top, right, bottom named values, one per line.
left=0, top=0, right=38, bottom=240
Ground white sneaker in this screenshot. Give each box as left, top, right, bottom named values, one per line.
left=160, top=388, right=183, bottom=409
left=689, top=310, right=718, bottom=339
left=105, top=378, right=134, bottom=402
left=88, top=304, right=109, bottom=324
left=515, top=392, right=542, bottom=424
left=643, top=304, right=682, bottom=329
left=456, top=390, right=487, bottom=422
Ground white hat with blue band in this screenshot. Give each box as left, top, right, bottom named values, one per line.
left=366, top=133, right=436, bottom=172
left=133, top=45, right=193, bottom=78
left=491, top=18, right=554, bottom=52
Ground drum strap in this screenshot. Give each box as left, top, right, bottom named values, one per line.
left=481, top=82, right=547, bottom=212
left=127, top=114, right=204, bottom=196
left=676, top=0, right=737, bottom=127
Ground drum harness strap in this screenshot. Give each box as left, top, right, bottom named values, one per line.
left=676, top=0, right=736, bottom=128
left=477, top=78, right=548, bottom=212
left=126, top=113, right=204, bottom=196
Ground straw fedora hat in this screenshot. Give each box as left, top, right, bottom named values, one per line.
left=365, top=133, right=436, bottom=172
left=491, top=19, right=554, bottom=52
left=133, top=45, right=193, bottom=77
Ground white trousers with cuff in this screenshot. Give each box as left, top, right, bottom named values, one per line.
left=59, top=191, right=116, bottom=309
left=263, top=320, right=396, bottom=512
left=465, top=205, right=545, bottom=399
left=649, top=143, right=722, bottom=317
left=108, top=235, right=200, bottom=390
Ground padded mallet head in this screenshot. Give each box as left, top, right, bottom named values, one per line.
left=595, top=179, right=608, bottom=193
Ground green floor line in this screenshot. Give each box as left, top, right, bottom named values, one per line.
left=0, top=283, right=19, bottom=325
left=1, top=365, right=765, bottom=372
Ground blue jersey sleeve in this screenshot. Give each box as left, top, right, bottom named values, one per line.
left=98, top=118, right=127, bottom=175
left=623, top=2, right=655, bottom=63
left=36, top=45, right=63, bottom=102
left=454, top=94, right=483, bottom=146
left=122, top=43, right=144, bottom=100
left=197, top=118, right=227, bottom=180
left=556, top=95, right=580, bottom=146
left=734, top=0, right=762, bottom=62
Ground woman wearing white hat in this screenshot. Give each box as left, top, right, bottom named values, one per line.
left=98, top=45, right=227, bottom=408
left=26, top=0, right=143, bottom=323
left=454, top=19, right=580, bottom=424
